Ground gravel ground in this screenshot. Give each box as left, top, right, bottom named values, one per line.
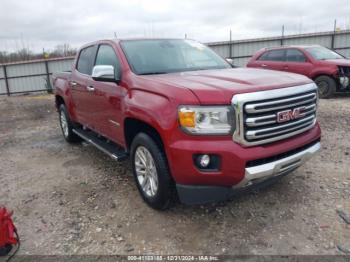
left=0, top=94, right=349, bottom=256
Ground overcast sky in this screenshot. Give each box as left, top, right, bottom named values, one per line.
left=1, top=0, right=350, bottom=52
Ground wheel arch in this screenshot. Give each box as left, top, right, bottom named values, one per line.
left=124, top=117, right=165, bottom=153
left=55, top=95, right=65, bottom=110
left=312, top=73, right=337, bottom=82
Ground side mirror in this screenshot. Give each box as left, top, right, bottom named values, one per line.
left=92, top=65, right=119, bottom=83
left=225, top=58, right=235, bottom=67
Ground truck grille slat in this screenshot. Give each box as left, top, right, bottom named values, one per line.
left=245, top=92, right=316, bottom=113
left=232, top=83, right=318, bottom=146
left=246, top=118, right=316, bottom=140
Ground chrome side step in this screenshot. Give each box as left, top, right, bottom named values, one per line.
left=73, top=128, right=128, bottom=161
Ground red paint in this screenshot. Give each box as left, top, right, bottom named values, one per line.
left=247, top=46, right=350, bottom=80
left=53, top=40, right=321, bottom=187
left=0, top=207, right=17, bottom=248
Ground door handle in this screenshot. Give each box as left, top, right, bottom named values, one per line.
left=70, top=81, right=77, bottom=87
left=86, top=85, right=95, bottom=92
left=261, top=64, right=268, bottom=67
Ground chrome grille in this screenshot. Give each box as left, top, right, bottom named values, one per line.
left=232, top=83, right=318, bottom=146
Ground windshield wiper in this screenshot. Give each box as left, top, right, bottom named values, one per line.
left=139, top=72, right=167, bottom=75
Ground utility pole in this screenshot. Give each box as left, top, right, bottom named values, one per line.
left=114, top=32, right=117, bottom=39
left=185, top=33, right=187, bottom=39
left=281, top=25, right=285, bottom=46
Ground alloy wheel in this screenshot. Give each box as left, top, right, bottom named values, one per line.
left=134, top=146, right=159, bottom=197
left=60, top=111, right=69, bottom=138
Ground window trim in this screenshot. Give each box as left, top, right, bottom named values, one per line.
left=285, top=48, right=307, bottom=63
left=258, top=49, right=286, bottom=62
left=75, top=45, right=98, bottom=76
left=94, top=43, right=122, bottom=81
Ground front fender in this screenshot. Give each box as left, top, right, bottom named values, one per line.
left=310, top=66, right=338, bottom=79
left=123, top=89, right=177, bottom=144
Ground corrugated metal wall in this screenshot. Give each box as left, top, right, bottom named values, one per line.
left=1, top=30, right=349, bottom=95
left=208, top=30, right=350, bottom=67
left=0, top=57, right=74, bottom=95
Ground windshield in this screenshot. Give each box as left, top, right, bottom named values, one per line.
left=305, top=46, right=344, bottom=60
left=121, top=39, right=230, bottom=75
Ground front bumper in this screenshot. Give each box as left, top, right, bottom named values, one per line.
left=176, top=141, right=321, bottom=205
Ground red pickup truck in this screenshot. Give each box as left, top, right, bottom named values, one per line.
left=247, top=45, right=350, bottom=98
left=53, top=39, right=321, bottom=210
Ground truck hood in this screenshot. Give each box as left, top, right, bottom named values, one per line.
left=147, top=68, right=312, bottom=104
left=320, top=58, right=350, bottom=67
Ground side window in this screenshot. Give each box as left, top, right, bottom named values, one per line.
left=286, top=49, right=306, bottom=62
left=258, top=51, right=270, bottom=61
left=95, top=45, right=120, bottom=75
left=259, top=50, right=285, bottom=61
left=77, top=45, right=97, bottom=75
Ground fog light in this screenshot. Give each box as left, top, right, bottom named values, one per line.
left=193, top=154, right=220, bottom=171
left=199, top=154, right=210, bottom=168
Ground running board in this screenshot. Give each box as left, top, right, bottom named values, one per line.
left=73, top=128, right=128, bottom=161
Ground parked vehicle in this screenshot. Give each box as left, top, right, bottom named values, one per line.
left=247, top=45, right=350, bottom=98
left=53, top=39, right=321, bottom=210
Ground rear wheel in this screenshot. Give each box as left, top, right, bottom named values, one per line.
left=315, top=75, right=336, bottom=99
left=59, top=104, right=81, bottom=143
left=130, top=133, right=175, bottom=210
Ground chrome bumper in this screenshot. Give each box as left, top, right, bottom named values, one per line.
left=234, top=142, right=321, bottom=188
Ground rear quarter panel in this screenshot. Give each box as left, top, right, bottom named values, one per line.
left=53, top=72, right=79, bottom=121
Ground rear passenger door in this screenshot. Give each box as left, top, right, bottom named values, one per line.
left=70, top=45, right=98, bottom=128
left=255, top=49, right=286, bottom=71
left=285, top=49, right=313, bottom=77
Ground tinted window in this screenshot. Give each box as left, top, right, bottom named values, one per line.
left=286, top=49, right=306, bottom=62
left=258, top=52, right=270, bottom=61
left=121, top=39, right=230, bottom=75
left=95, top=45, right=120, bottom=74
left=77, top=46, right=97, bottom=75
left=259, top=50, right=285, bottom=61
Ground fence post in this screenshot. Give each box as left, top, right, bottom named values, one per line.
left=3, top=65, right=10, bottom=96
left=44, top=60, right=52, bottom=93
left=229, top=29, right=232, bottom=58
left=331, top=19, right=337, bottom=49
left=281, top=25, right=285, bottom=46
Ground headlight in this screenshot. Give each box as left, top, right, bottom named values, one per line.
left=178, top=106, right=234, bottom=135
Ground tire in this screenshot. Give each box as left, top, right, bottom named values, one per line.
left=315, top=75, right=336, bottom=99
left=130, top=133, right=175, bottom=210
left=58, top=104, right=81, bottom=143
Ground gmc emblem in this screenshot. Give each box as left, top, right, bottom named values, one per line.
left=277, top=106, right=306, bottom=123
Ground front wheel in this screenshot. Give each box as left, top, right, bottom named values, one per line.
left=131, top=133, right=175, bottom=210
left=315, top=75, right=336, bottom=99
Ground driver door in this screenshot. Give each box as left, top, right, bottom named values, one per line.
left=90, top=44, right=125, bottom=145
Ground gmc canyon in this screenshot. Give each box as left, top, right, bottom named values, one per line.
left=53, top=39, right=321, bottom=210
